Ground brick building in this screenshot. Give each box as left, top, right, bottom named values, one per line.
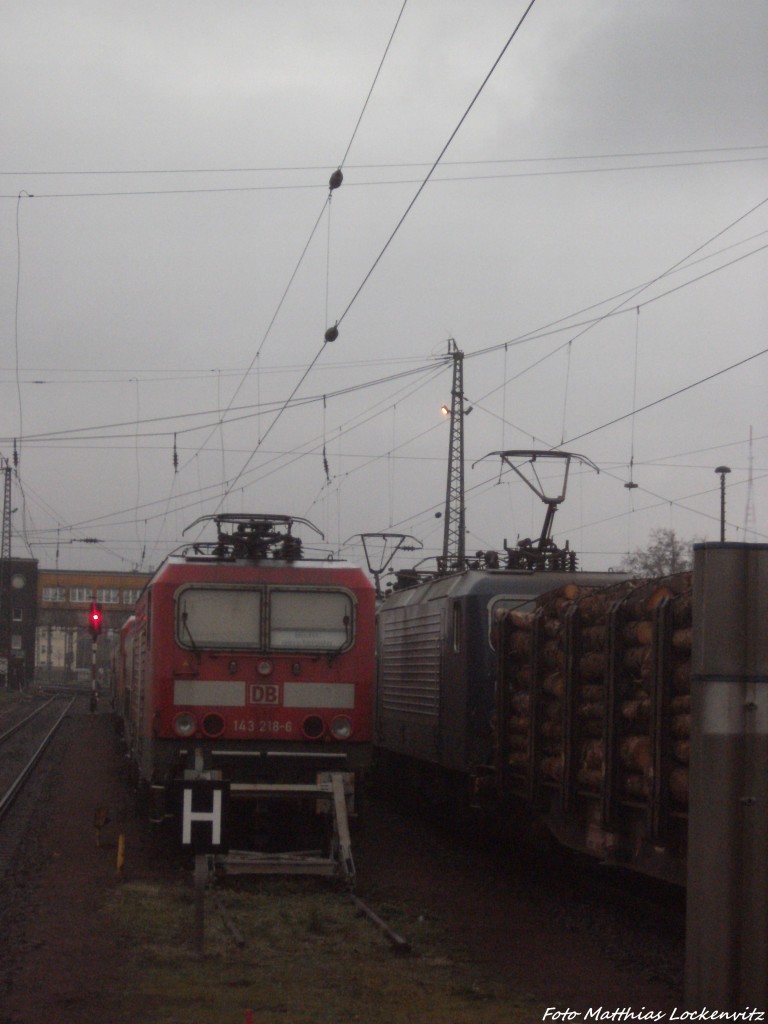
left=0, top=557, right=39, bottom=689
left=35, top=568, right=152, bottom=688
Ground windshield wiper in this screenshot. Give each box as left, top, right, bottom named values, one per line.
left=181, top=610, right=202, bottom=661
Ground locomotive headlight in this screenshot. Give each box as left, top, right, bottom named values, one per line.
left=173, top=712, right=197, bottom=737
left=257, top=660, right=273, bottom=676
left=330, top=715, right=353, bottom=740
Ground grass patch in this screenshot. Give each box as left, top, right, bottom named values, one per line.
left=102, top=877, right=539, bottom=1023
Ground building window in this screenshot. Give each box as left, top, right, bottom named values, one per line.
left=70, top=587, right=91, bottom=603
left=96, top=588, right=120, bottom=605
left=43, top=586, right=66, bottom=602
left=122, top=589, right=141, bottom=605
left=12, top=608, right=22, bottom=623
left=11, top=635, right=22, bottom=651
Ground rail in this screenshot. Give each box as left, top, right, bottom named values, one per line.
left=0, top=696, right=57, bottom=746
left=0, top=696, right=76, bottom=823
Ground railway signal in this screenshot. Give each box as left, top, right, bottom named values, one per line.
left=88, top=602, right=103, bottom=640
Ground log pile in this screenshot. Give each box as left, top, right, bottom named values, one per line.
left=498, top=572, right=693, bottom=811
left=668, top=582, right=693, bottom=806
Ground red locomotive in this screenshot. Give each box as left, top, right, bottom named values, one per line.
left=116, top=514, right=376, bottom=838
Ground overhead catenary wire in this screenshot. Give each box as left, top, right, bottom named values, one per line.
left=27, top=360, right=451, bottom=538
left=626, top=307, right=641, bottom=489
left=2, top=228, right=764, bottom=391
left=562, top=346, right=768, bottom=449
left=2, top=231, right=762, bottom=448
left=1, top=229, right=764, bottom=469
left=177, top=197, right=331, bottom=474
left=37, top=339, right=763, bottom=541
left=337, top=0, right=409, bottom=171
left=463, top=205, right=768, bottom=397
left=327, top=0, right=540, bottom=338
left=535, top=196, right=768, bottom=413
left=14, top=192, right=32, bottom=468
left=28, top=468, right=768, bottom=557
left=3, top=154, right=767, bottom=200
left=7, top=133, right=763, bottom=566
left=186, top=0, right=411, bottom=516
left=4, top=145, right=765, bottom=177
left=4, top=234, right=765, bottom=552
left=1, top=361, right=445, bottom=445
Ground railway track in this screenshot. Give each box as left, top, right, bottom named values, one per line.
left=0, top=695, right=76, bottom=828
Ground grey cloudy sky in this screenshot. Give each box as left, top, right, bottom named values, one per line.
left=1, top=0, right=766, bottom=576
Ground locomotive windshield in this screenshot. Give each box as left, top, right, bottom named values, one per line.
left=175, top=585, right=353, bottom=652
left=271, top=590, right=352, bottom=650
left=178, top=587, right=263, bottom=649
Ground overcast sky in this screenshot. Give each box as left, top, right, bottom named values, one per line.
left=1, top=0, right=766, bottom=578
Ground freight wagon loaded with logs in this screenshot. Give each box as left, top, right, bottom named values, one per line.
left=493, top=572, right=693, bottom=884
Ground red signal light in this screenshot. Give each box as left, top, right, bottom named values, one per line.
left=88, top=602, right=103, bottom=639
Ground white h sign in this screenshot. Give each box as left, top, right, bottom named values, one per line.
left=182, top=786, right=223, bottom=847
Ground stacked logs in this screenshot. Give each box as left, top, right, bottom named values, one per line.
left=667, top=580, right=693, bottom=806
left=614, top=574, right=692, bottom=806
left=498, top=572, right=693, bottom=810
left=501, top=607, right=537, bottom=778
left=500, top=581, right=629, bottom=786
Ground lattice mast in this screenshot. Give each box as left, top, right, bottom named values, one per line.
left=441, top=340, right=466, bottom=573
left=1, top=460, right=11, bottom=562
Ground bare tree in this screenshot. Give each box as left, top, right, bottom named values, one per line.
left=621, top=527, right=693, bottom=576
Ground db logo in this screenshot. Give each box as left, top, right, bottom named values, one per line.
left=250, top=684, right=280, bottom=705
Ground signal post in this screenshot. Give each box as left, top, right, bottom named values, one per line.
left=88, top=602, right=102, bottom=709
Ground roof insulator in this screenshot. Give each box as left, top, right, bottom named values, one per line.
left=324, top=324, right=339, bottom=343
left=328, top=168, right=343, bottom=191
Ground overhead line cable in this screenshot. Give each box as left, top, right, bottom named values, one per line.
left=464, top=203, right=768, bottom=395
left=173, top=0, right=410, bottom=475
left=544, top=197, right=768, bottom=423
left=4, top=157, right=767, bottom=200
left=211, top=340, right=442, bottom=515
left=177, top=198, right=330, bottom=473
left=329, top=0, right=538, bottom=335
left=27, top=360, right=450, bottom=537
left=562, top=347, right=768, bottom=448
left=469, top=348, right=768, bottom=470
left=551, top=472, right=768, bottom=546
left=338, top=0, right=409, bottom=169
left=4, top=359, right=442, bottom=447
left=205, top=0, right=412, bottom=515
left=3, top=145, right=766, bottom=176
left=14, top=192, right=32, bottom=465
left=3, top=229, right=762, bottom=393
left=371, top=455, right=768, bottom=551
left=6, top=237, right=763, bottom=449
left=465, top=229, right=768, bottom=363
left=635, top=434, right=768, bottom=466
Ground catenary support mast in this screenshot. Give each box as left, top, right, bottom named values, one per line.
left=440, top=340, right=466, bottom=574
